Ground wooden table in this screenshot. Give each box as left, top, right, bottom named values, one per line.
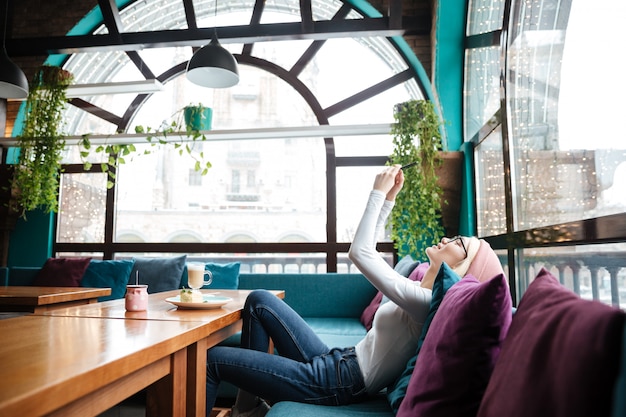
left=0, top=315, right=202, bottom=417
left=0, top=286, right=112, bottom=313
left=36, top=289, right=284, bottom=417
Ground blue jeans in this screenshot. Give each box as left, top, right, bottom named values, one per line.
left=206, top=290, right=368, bottom=411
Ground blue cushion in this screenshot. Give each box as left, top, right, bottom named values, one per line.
left=238, top=273, right=376, bottom=318
left=81, top=259, right=135, bottom=301
left=305, top=317, right=367, bottom=348
left=130, top=255, right=187, bottom=293
left=267, top=397, right=394, bottom=417
left=181, top=262, right=240, bottom=290
left=394, top=255, right=420, bottom=277
left=387, top=262, right=460, bottom=412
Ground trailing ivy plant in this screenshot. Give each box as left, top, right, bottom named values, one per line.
left=78, top=103, right=212, bottom=189
left=388, top=99, right=445, bottom=259
left=12, top=65, right=73, bottom=216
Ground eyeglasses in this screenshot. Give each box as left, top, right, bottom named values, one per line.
left=448, top=235, right=467, bottom=259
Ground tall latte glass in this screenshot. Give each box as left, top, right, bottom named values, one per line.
left=187, top=262, right=213, bottom=291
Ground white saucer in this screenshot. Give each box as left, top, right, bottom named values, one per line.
left=165, top=294, right=232, bottom=309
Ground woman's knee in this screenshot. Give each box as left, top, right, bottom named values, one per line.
left=244, top=289, right=276, bottom=310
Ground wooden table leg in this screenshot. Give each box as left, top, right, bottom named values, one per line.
left=187, top=337, right=209, bottom=417
left=187, top=321, right=243, bottom=417
left=146, top=348, right=187, bottom=417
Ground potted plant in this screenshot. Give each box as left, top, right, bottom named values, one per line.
left=183, top=103, right=212, bottom=131
left=388, top=99, right=462, bottom=259
left=11, top=65, right=73, bottom=217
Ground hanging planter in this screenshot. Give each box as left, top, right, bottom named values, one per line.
left=389, top=99, right=462, bottom=258
left=11, top=65, right=73, bottom=217
left=183, top=103, right=212, bottom=131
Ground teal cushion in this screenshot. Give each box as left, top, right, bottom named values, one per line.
left=130, top=255, right=187, bottom=293
left=266, top=396, right=394, bottom=417
left=81, top=259, right=135, bottom=301
left=387, top=262, right=460, bottom=412
left=305, top=317, right=367, bottom=348
left=181, top=262, right=240, bottom=289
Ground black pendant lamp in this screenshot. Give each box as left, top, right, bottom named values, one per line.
left=186, top=30, right=239, bottom=88
left=0, top=0, right=28, bottom=99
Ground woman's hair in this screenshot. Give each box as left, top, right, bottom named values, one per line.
left=451, top=236, right=481, bottom=278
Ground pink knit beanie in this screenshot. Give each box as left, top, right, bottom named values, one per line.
left=465, top=239, right=505, bottom=282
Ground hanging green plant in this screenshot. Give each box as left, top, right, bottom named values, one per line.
left=388, top=99, right=445, bottom=259
left=78, top=103, right=212, bottom=189
left=11, top=65, right=73, bottom=216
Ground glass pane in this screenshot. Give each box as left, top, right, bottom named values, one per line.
left=518, top=243, right=626, bottom=308
left=333, top=134, right=393, bottom=157
left=475, top=125, right=507, bottom=236
left=112, top=252, right=365, bottom=274
left=57, top=252, right=104, bottom=259
left=114, top=138, right=326, bottom=243
left=129, top=68, right=317, bottom=131
left=57, top=173, right=108, bottom=243
left=336, top=166, right=390, bottom=243
left=64, top=51, right=138, bottom=85
left=302, top=37, right=409, bottom=110
left=119, top=0, right=189, bottom=31
left=466, top=0, right=506, bottom=35
left=507, top=0, right=626, bottom=230
left=251, top=39, right=317, bottom=71
left=329, top=82, right=419, bottom=126
left=192, top=1, right=254, bottom=27
left=464, top=46, right=500, bottom=141
left=136, top=47, right=193, bottom=81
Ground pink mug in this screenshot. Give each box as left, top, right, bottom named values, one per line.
left=125, top=284, right=148, bottom=312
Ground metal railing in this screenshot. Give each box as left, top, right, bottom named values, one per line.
left=518, top=252, right=626, bottom=308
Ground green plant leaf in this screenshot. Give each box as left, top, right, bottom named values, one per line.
left=389, top=100, right=445, bottom=258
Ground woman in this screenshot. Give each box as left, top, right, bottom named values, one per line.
left=205, top=165, right=503, bottom=417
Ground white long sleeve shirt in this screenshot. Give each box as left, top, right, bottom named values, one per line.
left=349, top=190, right=432, bottom=394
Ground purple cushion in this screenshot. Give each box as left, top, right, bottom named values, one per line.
left=32, top=257, right=92, bottom=287
left=477, top=268, right=625, bottom=417
left=360, top=291, right=383, bottom=331
left=397, top=273, right=512, bottom=417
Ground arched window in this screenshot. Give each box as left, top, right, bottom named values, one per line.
left=48, top=0, right=429, bottom=272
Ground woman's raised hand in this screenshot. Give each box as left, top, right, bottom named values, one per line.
left=373, top=165, right=404, bottom=201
